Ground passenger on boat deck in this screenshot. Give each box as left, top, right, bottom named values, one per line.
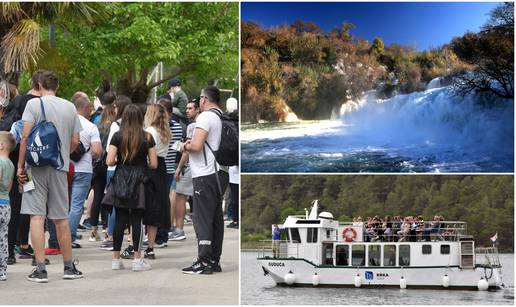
left=382, top=215, right=393, bottom=242
left=416, top=216, right=425, bottom=240
left=392, top=215, right=403, bottom=234
left=352, top=216, right=363, bottom=226
left=423, top=215, right=442, bottom=241
left=272, top=224, right=281, bottom=259
left=397, top=217, right=411, bottom=242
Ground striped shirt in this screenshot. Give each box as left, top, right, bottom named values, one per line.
left=165, top=119, right=184, bottom=174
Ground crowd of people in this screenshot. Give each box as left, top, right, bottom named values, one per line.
left=0, top=70, right=239, bottom=282
left=353, top=215, right=446, bottom=242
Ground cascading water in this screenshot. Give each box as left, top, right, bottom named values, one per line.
left=241, top=81, right=514, bottom=172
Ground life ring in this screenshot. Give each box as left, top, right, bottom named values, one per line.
left=342, top=227, right=357, bottom=242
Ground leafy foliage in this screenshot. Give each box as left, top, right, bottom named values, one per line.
left=241, top=175, right=514, bottom=252
left=46, top=2, right=238, bottom=102
left=10, top=3, right=238, bottom=102
left=451, top=3, right=514, bottom=99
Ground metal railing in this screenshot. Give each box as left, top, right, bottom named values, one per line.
left=475, top=247, right=501, bottom=267
left=339, top=221, right=467, bottom=242
left=258, top=240, right=299, bottom=259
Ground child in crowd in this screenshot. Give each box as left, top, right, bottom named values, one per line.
left=0, top=132, right=16, bottom=281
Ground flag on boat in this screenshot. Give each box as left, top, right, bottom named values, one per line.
left=490, top=232, right=498, bottom=242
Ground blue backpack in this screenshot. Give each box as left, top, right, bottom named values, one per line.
left=25, top=98, right=64, bottom=170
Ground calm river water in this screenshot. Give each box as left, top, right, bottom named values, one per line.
left=241, top=252, right=514, bottom=305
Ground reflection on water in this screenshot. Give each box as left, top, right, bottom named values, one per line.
left=241, top=252, right=514, bottom=305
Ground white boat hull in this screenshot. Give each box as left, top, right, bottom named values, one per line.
left=259, top=258, right=504, bottom=290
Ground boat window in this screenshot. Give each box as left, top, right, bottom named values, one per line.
left=285, top=229, right=290, bottom=241
left=290, top=228, right=301, bottom=243
left=422, top=245, right=432, bottom=254
left=326, top=229, right=331, bottom=240
left=323, top=244, right=333, bottom=265
left=352, top=245, right=365, bottom=266
left=368, top=245, right=381, bottom=266
left=440, top=244, right=450, bottom=254
left=399, top=245, right=410, bottom=266
left=383, top=245, right=396, bottom=266
left=307, top=228, right=318, bottom=243
left=336, top=245, right=349, bottom=266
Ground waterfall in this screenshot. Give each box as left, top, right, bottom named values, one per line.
left=341, top=85, right=513, bottom=156
left=281, top=103, right=299, bottom=122
left=426, top=77, right=442, bottom=90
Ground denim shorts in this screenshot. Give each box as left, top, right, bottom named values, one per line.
left=166, top=173, right=176, bottom=190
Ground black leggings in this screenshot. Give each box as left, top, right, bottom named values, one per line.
left=113, top=208, right=144, bottom=252
left=229, top=183, right=239, bottom=222
left=8, top=182, right=30, bottom=256
left=90, top=172, right=108, bottom=228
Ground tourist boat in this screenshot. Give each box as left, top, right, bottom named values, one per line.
left=258, top=201, right=505, bottom=291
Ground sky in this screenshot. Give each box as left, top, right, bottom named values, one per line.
left=242, top=2, right=500, bottom=51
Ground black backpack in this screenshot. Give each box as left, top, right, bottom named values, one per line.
left=205, top=109, right=238, bottom=166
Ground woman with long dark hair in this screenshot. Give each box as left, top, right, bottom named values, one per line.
left=100, top=95, right=131, bottom=251
left=106, top=104, right=157, bottom=271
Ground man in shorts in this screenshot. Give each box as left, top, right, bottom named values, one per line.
left=18, top=70, right=83, bottom=283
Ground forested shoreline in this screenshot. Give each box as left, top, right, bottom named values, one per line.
left=241, top=176, right=514, bottom=252
left=242, top=3, right=513, bottom=123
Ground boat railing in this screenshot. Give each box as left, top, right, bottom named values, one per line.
left=475, top=247, right=501, bottom=267
left=339, top=220, right=468, bottom=242
left=258, top=240, right=299, bottom=259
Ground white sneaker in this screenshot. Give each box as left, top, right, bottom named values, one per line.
left=0, top=274, right=6, bottom=281
left=132, top=258, right=151, bottom=271
left=89, top=232, right=100, bottom=242
left=112, top=259, right=124, bottom=270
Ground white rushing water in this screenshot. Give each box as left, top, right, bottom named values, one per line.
left=241, top=81, right=513, bottom=172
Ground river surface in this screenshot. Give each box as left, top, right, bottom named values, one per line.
left=241, top=87, right=514, bottom=173
left=241, top=252, right=514, bottom=305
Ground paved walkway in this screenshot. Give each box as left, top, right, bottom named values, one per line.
left=1, top=223, right=239, bottom=305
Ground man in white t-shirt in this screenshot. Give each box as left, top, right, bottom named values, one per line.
left=180, top=85, right=229, bottom=275
left=68, top=94, right=102, bottom=247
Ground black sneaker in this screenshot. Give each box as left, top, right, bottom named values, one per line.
left=27, top=268, right=48, bottom=283
left=181, top=260, right=213, bottom=275
left=144, top=248, right=155, bottom=260
left=7, top=255, right=16, bottom=265
left=71, top=241, right=82, bottom=248
left=63, top=260, right=83, bottom=279
left=19, top=245, right=34, bottom=258
left=120, top=245, right=134, bottom=259
left=31, top=257, right=51, bottom=266
left=212, top=262, right=222, bottom=273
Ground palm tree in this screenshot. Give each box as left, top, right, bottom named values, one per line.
left=0, top=3, right=99, bottom=83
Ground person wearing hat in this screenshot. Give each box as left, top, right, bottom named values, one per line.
left=165, top=78, right=188, bottom=116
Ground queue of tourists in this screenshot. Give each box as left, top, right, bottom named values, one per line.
left=0, top=70, right=239, bottom=282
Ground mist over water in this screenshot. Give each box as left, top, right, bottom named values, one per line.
left=241, top=85, right=514, bottom=173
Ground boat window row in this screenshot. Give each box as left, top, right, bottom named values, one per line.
left=326, top=243, right=450, bottom=267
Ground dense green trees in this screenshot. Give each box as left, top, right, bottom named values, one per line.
left=4, top=2, right=238, bottom=102
left=241, top=175, right=514, bottom=252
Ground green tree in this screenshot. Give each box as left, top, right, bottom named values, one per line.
left=0, top=2, right=99, bottom=84
left=370, top=37, right=385, bottom=58
left=39, top=2, right=238, bottom=102
left=451, top=2, right=514, bottom=99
